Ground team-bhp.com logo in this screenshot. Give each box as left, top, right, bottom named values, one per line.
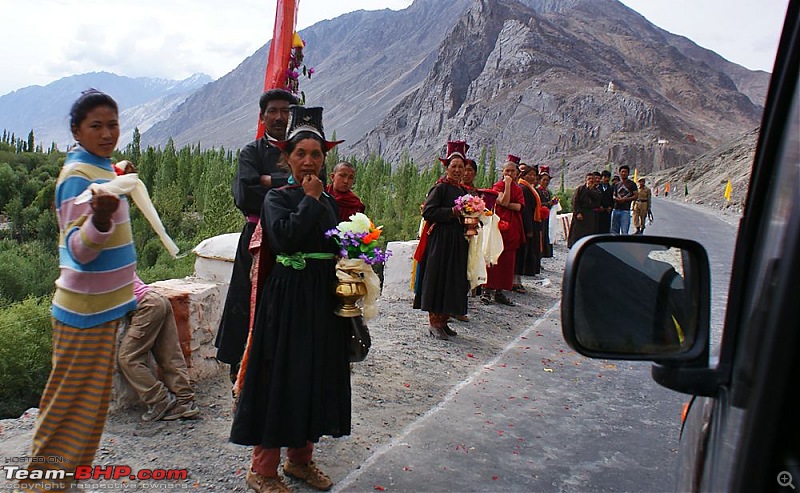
left=3, top=465, right=188, bottom=481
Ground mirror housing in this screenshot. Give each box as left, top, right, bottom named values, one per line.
left=562, top=235, right=711, bottom=371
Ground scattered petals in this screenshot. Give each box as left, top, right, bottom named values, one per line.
left=466, top=353, right=475, bottom=358
left=492, top=475, right=499, bottom=480
left=543, top=368, right=554, bottom=373
left=374, top=486, right=386, bottom=491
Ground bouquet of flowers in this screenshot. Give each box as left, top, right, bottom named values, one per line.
left=453, top=194, right=486, bottom=217
left=325, top=213, right=391, bottom=265
left=325, top=213, right=390, bottom=319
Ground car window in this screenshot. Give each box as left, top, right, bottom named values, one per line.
left=731, top=63, right=800, bottom=406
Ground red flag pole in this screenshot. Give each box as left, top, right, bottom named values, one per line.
left=255, top=0, right=300, bottom=139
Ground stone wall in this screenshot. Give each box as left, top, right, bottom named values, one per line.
left=109, top=235, right=237, bottom=412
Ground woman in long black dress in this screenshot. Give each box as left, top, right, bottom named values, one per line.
left=230, top=106, right=347, bottom=493
left=413, top=140, right=470, bottom=340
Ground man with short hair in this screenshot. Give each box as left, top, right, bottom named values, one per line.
left=215, top=89, right=298, bottom=381
left=596, top=170, right=614, bottom=234
left=610, top=165, right=638, bottom=235
left=327, top=161, right=365, bottom=222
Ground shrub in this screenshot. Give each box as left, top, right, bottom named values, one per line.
left=0, top=297, right=52, bottom=418
left=0, top=240, right=58, bottom=302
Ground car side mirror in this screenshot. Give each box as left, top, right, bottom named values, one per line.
left=562, top=235, right=711, bottom=364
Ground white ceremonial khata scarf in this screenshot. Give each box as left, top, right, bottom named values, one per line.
left=336, top=258, right=381, bottom=320
left=74, top=171, right=180, bottom=258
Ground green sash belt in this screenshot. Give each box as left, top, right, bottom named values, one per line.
left=276, top=252, right=336, bottom=270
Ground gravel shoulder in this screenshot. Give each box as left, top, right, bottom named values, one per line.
left=0, top=247, right=567, bottom=492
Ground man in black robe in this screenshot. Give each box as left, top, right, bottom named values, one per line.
left=215, top=89, right=298, bottom=381
left=596, top=170, right=614, bottom=234
left=568, top=173, right=601, bottom=248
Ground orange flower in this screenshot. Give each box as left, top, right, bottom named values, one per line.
left=361, top=228, right=382, bottom=244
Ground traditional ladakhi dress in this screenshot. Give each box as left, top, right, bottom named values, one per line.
left=413, top=178, right=470, bottom=327
left=516, top=179, right=542, bottom=276
left=567, top=184, right=601, bottom=248
left=485, top=179, right=525, bottom=291
left=230, top=185, right=351, bottom=449
left=216, top=137, right=288, bottom=366
left=537, top=185, right=554, bottom=258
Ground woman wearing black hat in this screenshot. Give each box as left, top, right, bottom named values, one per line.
left=230, top=106, right=346, bottom=493
left=412, top=140, right=471, bottom=340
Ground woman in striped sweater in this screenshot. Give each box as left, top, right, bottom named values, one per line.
left=22, top=90, right=137, bottom=492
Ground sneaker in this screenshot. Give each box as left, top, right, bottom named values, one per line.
left=494, top=291, right=515, bottom=306
left=282, top=460, right=333, bottom=491
left=162, top=401, right=200, bottom=421
left=246, top=469, right=290, bottom=493
left=141, top=393, right=176, bottom=422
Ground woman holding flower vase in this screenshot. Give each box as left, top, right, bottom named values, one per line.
left=413, top=140, right=471, bottom=340
left=230, top=106, right=348, bottom=493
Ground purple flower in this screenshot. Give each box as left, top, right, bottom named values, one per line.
left=308, top=67, right=315, bottom=76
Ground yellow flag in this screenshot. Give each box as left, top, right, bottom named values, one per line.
left=633, top=168, right=638, bottom=183
left=724, top=179, right=732, bottom=202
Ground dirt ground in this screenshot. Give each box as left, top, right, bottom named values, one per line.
left=1, top=247, right=567, bottom=492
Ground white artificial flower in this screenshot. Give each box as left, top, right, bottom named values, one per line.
left=342, top=212, right=371, bottom=233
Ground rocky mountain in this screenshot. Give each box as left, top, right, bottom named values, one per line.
left=356, top=0, right=767, bottom=179
left=140, top=0, right=768, bottom=184
left=141, top=0, right=472, bottom=149
left=0, top=72, right=211, bottom=149
left=650, top=126, right=758, bottom=211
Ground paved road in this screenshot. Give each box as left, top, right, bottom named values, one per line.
left=647, top=198, right=739, bottom=345
left=335, top=199, right=738, bottom=493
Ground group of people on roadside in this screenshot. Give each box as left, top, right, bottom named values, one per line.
left=567, top=165, right=652, bottom=248
left=412, top=143, right=558, bottom=340
left=21, top=88, right=359, bottom=493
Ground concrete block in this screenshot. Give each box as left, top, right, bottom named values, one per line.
left=382, top=240, right=419, bottom=301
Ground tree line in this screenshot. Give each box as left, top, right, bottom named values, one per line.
left=0, top=127, right=571, bottom=418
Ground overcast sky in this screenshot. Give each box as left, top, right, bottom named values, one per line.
left=0, top=0, right=790, bottom=97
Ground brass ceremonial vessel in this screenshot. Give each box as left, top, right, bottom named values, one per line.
left=463, top=215, right=480, bottom=237
left=334, top=278, right=368, bottom=317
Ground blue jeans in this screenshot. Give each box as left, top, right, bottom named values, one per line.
left=610, top=209, right=631, bottom=235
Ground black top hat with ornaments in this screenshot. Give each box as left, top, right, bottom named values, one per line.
left=273, top=105, right=344, bottom=152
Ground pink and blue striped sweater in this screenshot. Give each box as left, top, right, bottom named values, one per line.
left=52, top=147, right=137, bottom=328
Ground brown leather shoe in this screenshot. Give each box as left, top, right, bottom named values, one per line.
left=246, top=469, right=290, bottom=493
left=283, top=460, right=333, bottom=491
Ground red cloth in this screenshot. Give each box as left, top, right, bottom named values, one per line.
left=485, top=248, right=516, bottom=290
left=414, top=221, right=432, bottom=262
left=490, top=180, right=525, bottom=250
left=252, top=442, right=313, bottom=477
left=326, top=185, right=366, bottom=222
